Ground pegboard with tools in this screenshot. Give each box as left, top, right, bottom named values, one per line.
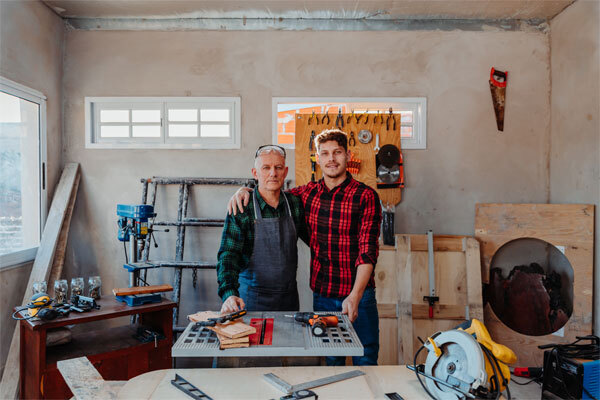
left=295, top=110, right=404, bottom=206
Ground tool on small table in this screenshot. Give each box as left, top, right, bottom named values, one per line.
left=423, top=230, right=439, bottom=319
left=194, top=309, right=247, bottom=327
left=71, top=294, right=101, bottom=311
left=264, top=370, right=365, bottom=395
left=489, top=67, right=507, bottom=131
left=171, top=374, right=213, bottom=400
left=11, top=293, right=53, bottom=321
left=335, top=108, right=344, bottom=128
left=310, top=154, right=317, bottom=182
left=309, top=130, right=315, bottom=151
left=286, top=312, right=339, bottom=337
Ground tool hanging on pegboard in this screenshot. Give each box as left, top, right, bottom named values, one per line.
left=347, top=151, right=361, bottom=175
left=376, top=144, right=404, bottom=189
left=489, top=67, right=507, bottom=131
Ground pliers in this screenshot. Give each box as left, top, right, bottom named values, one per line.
left=386, top=108, right=396, bottom=131
left=322, top=111, right=330, bottom=125
left=308, top=111, right=319, bottom=125
left=349, top=132, right=356, bottom=146
left=336, top=108, right=344, bottom=128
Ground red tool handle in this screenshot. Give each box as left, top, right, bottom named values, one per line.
left=428, top=306, right=434, bottom=318
left=490, top=68, right=508, bottom=88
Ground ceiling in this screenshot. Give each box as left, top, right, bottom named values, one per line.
left=42, top=0, right=575, bottom=20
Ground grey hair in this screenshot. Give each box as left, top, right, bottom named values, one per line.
left=254, top=146, right=286, bottom=168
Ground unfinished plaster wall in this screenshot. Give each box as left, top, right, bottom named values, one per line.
left=0, top=0, right=64, bottom=378
left=550, top=0, right=600, bottom=334
left=61, top=28, right=551, bottom=319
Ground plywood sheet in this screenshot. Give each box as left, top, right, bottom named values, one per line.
left=475, top=203, right=594, bottom=367
left=295, top=113, right=402, bottom=206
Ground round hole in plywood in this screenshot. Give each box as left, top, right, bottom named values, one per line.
left=487, top=237, right=573, bottom=336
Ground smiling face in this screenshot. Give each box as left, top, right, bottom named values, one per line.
left=316, top=140, right=350, bottom=179
left=252, top=151, right=288, bottom=192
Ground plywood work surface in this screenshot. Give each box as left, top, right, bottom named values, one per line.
left=117, top=365, right=541, bottom=400
left=295, top=114, right=402, bottom=206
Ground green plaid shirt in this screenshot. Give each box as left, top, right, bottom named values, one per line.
left=216, top=190, right=307, bottom=301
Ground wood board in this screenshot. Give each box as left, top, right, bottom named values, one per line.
left=295, top=113, right=403, bottom=206
left=188, top=311, right=256, bottom=339
left=57, top=357, right=118, bottom=400
left=374, top=234, right=484, bottom=365
left=475, top=203, right=594, bottom=367
left=0, top=163, right=80, bottom=400
left=113, top=284, right=173, bottom=296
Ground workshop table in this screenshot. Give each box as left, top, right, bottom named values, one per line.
left=17, top=298, right=175, bottom=399
left=172, top=311, right=363, bottom=358
left=117, top=365, right=543, bottom=399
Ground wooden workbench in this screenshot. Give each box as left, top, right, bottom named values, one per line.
left=117, top=365, right=542, bottom=399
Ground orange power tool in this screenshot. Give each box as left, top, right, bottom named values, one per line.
left=288, top=312, right=339, bottom=337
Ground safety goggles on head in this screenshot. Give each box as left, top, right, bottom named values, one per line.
left=255, top=145, right=286, bottom=159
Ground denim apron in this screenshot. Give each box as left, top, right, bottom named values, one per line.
left=238, top=191, right=299, bottom=311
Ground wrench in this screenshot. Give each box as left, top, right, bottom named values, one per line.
left=374, top=133, right=380, bottom=153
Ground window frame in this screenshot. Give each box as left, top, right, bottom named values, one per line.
left=85, top=97, right=241, bottom=149
left=0, top=76, right=47, bottom=269
left=272, top=97, right=427, bottom=150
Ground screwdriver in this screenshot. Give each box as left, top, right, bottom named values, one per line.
left=285, top=312, right=339, bottom=337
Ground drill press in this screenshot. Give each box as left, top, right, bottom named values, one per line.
left=116, top=204, right=159, bottom=291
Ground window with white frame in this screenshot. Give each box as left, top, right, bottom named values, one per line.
left=272, top=97, right=427, bottom=149
left=85, top=97, right=241, bottom=149
left=0, top=77, right=47, bottom=268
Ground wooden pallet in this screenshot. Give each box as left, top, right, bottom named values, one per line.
left=375, top=234, right=484, bottom=365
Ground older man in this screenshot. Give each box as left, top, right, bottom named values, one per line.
left=228, top=130, right=382, bottom=366
left=216, top=145, right=307, bottom=313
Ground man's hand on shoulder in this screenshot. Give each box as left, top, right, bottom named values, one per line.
left=220, top=295, right=246, bottom=314
left=227, top=187, right=253, bottom=216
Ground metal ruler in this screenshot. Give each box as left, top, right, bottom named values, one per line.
left=264, top=370, right=365, bottom=394
left=171, top=374, right=213, bottom=400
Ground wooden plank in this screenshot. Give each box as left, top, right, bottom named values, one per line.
left=57, top=356, right=118, bottom=400
left=475, top=203, right=594, bottom=367
left=396, top=235, right=412, bottom=365
left=112, top=284, right=173, bottom=296
left=188, top=311, right=256, bottom=339
left=295, top=113, right=402, bottom=206
left=0, top=163, right=80, bottom=400
left=48, top=172, right=80, bottom=295
left=376, top=303, right=397, bottom=319
left=412, top=304, right=466, bottom=320
left=464, top=238, right=484, bottom=321
left=407, top=235, right=466, bottom=252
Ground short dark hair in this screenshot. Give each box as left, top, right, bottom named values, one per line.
left=315, top=129, right=348, bottom=151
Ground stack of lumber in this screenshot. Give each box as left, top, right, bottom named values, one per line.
left=188, top=311, right=256, bottom=349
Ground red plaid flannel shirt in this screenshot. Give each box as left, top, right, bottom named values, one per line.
left=289, top=173, right=382, bottom=297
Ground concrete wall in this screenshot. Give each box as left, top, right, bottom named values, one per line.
left=61, top=28, right=551, bottom=320
left=550, top=0, right=600, bottom=334
left=0, top=0, right=64, bottom=377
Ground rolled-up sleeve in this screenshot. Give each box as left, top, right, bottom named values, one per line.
left=216, top=213, right=246, bottom=300
left=355, top=189, right=382, bottom=268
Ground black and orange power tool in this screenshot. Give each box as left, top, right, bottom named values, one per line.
left=288, top=312, right=339, bottom=337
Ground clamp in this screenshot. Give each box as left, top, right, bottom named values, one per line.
left=195, top=309, right=247, bottom=327
left=336, top=108, right=344, bottom=128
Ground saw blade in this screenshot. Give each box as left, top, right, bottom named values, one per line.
left=377, top=165, right=400, bottom=184
left=378, top=144, right=400, bottom=168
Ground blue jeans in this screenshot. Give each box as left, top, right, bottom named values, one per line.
left=313, top=287, right=379, bottom=366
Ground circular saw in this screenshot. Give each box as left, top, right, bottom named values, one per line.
left=408, top=319, right=516, bottom=400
